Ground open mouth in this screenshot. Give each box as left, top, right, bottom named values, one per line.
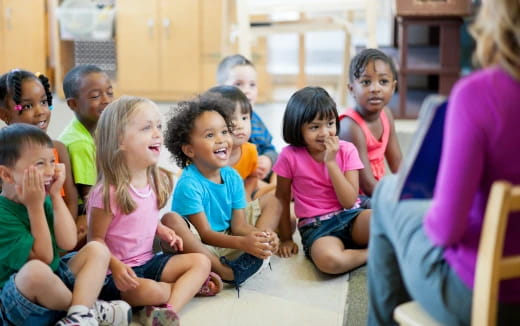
left=37, top=120, right=47, bottom=129
left=214, top=147, right=228, bottom=159
left=148, top=144, right=161, bottom=154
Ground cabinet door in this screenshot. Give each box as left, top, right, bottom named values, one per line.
left=1, top=0, right=46, bottom=73
left=116, top=0, right=160, bottom=93
left=159, top=0, right=200, bottom=94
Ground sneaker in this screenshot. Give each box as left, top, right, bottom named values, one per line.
left=93, top=300, right=132, bottom=326
left=55, top=311, right=97, bottom=326
left=220, top=253, right=270, bottom=288
left=139, top=304, right=180, bottom=326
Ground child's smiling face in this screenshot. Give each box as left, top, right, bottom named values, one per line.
left=5, top=78, right=51, bottom=131
left=183, top=110, right=233, bottom=172
left=71, top=72, right=114, bottom=129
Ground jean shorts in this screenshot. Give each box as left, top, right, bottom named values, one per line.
left=298, top=208, right=364, bottom=258
left=0, top=252, right=76, bottom=326
left=99, top=252, right=173, bottom=301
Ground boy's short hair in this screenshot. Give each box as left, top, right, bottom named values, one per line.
left=216, top=54, right=255, bottom=85
left=165, top=93, right=234, bottom=169
left=282, top=86, right=339, bottom=147
left=0, top=124, right=53, bottom=168
left=349, top=48, right=398, bottom=82
left=207, top=85, right=253, bottom=117
left=63, top=65, right=104, bottom=99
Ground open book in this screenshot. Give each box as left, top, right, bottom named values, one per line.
left=394, top=95, right=448, bottom=201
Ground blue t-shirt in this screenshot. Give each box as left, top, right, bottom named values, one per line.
left=172, top=165, right=247, bottom=232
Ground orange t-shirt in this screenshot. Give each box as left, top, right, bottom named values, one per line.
left=233, top=142, right=258, bottom=179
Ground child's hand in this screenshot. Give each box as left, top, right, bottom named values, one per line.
left=112, top=260, right=140, bottom=292
left=156, top=223, right=183, bottom=252
left=241, top=231, right=272, bottom=259
left=48, top=163, right=66, bottom=197
left=324, top=136, right=339, bottom=163
left=255, top=155, right=272, bottom=180
left=17, top=166, right=45, bottom=209
left=277, top=240, right=299, bottom=258
left=263, top=229, right=280, bottom=254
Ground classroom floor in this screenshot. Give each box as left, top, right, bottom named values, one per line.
left=47, top=88, right=417, bottom=326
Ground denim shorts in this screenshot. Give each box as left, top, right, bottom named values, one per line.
left=0, top=252, right=76, bottom=326
left=298, top=208, right=364, bottom=258
left=99, top=252, right=174, bottom=301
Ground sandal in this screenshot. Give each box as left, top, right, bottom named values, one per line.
left=197, top=272, right=223, bottom=296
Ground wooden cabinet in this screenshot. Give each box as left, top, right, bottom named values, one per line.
left=0, top=0, right=47, bottom=73
left=116, top=0, right=200, bottom=99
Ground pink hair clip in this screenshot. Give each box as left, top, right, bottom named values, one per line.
left=14, top=104, right=22, bottom=111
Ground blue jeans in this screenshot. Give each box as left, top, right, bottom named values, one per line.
left=0, top=253, right=76, bottom=326
left=299, top=208, right=364, bottom=258
left=367, top=175, right=472, bottom=326
left=99, top=252, right=173, bottom=301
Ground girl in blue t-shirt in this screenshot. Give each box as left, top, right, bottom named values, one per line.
left=161, top=92, right=279, bottom=291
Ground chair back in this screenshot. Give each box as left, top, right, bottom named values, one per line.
left=472, top=181, right=520, bottom=326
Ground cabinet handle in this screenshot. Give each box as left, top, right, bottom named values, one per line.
left=147, top=18, right=155, bottom=39
left=5, top=7, right=12, bottom=30
left=163, top=18, right=170, bottom=40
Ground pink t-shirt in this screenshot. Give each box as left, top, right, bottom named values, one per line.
left=273, top=141, right=363, bottom=218
left=88, top=184, right=157, bottom=268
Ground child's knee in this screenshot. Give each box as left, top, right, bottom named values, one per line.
left=16, top=260, right=54, bottom=287
left=81, top=240, right=111, bottom=263
left=161, top=211, right=185, bottom=229
left=190, top=253, right=211, bottom=272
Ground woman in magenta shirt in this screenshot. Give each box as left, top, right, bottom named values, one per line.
left=367, top=1, right=520, bottom=325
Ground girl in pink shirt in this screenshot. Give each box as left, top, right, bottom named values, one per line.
left=273, top=86, right=371, bottom=274
left=87, top=96, right=222, bottom=325
left=339, top=49, right=402, bottom=207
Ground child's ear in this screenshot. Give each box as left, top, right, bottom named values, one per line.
left=0, top=107, right=10, bottom=124
left=392, top=79, right=397, bottom=93
left=181, top=144, right=195, bottom=159
left=347, top=83, right=355, bottom=96
left=0, top=166, right=14, bottom=184
left=66, top=98, right=78, bottom=112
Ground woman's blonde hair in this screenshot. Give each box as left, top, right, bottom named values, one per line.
left=94, top=95, right=173, bottom=214
left=470, top=0, right=520, bottom=79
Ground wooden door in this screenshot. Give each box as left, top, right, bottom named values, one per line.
left=116, top=0, right=160, bottom=93
left=159, top=0, right=200, bottom=95
left=1, top=0, right=46, bottom=73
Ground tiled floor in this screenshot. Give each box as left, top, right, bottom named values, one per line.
left=45, top=91, right=417, bottom=326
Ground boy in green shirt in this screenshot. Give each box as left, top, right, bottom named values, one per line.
left=0, top=124, right=131, bottom=325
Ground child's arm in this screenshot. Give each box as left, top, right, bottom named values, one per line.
left=49, top=163, right=77, bottom=251
left=189, top=211, right=271, bottom=259
left=53, top=140, right=79, bottom=218
left=338, top=118, right=378, bottom=196
left=275, top=175, right=299, bottom=258
left=324, top=136, right=359, bottom=208
left=244, top=174, right=259, bottom=200
left=19, top=166, right=54, bottom=264
left=89, top=207, right=139, bottom=291
left=384, top=107, right=402, bottom=173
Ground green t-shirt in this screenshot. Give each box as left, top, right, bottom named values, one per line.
left=0, top=196, right=60, bottom=288
left=59, top=117, right=96, bottom=187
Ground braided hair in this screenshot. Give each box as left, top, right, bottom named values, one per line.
left=0, top=69, right=53, bottom=112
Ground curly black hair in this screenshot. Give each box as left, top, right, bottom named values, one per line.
left=0, top=69, right=53, bottom=111
left=349, top=48, right=397, bottom=83
left=165, top=93, right=234, bottom=168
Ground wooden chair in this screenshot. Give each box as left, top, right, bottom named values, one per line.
left=394, top=181, right=520, bottom=326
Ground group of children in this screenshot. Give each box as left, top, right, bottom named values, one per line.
left=0, top=47, right=402, bottom=325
